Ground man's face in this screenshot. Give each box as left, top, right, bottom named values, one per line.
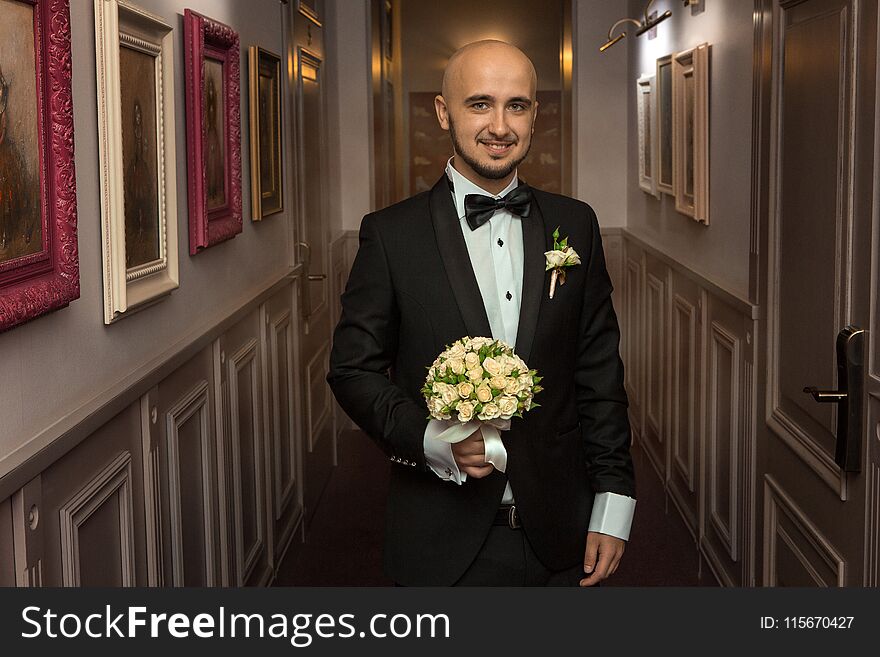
left=435, top=47, right=538, bottom=186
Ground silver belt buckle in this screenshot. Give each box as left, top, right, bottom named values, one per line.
left=508, top=505, right=520, bottom=529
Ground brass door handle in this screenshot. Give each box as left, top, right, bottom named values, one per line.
left=802, top=387, right=847, bottom=402
left=802, top=325, right=864, bottom=473
left=308, top=274, right=327, bottom=281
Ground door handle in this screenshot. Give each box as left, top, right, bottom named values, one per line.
left=802, top=325, right=864, bottom=473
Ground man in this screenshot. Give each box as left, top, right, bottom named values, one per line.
left=328, top=40, right=635, bottom=586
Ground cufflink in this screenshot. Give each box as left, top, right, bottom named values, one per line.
left=445, top=468, right=452, bottom=477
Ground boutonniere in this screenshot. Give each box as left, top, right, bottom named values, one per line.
left=544, top=226, right=581, bottom=299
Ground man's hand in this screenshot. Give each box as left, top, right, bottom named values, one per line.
left=579, top=531, right=625, bottom=586
left=451, top=427, right=495, bottom=478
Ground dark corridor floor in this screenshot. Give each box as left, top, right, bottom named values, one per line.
left=274, top=429, right=718, bottom=586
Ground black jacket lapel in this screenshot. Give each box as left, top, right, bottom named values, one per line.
left=429, top=175, right=493, bottom=339
left=514, top=192, right=548, bottom=365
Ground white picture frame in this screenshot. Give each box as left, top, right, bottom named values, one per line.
left=636, top=73, right=659, bottom=198
left=95, top=0, right=179, bottom=324
left=673, top=43, right=710, bottom=224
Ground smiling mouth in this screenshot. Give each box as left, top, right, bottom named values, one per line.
left=480, top=141, right=515, bottom=156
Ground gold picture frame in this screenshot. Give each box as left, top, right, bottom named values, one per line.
left=248, top=46, right=284, bottom=220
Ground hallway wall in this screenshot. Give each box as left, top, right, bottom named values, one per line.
left=0, top=0, right=291, bottom=473
left=626, top=0, right=753, bottom=298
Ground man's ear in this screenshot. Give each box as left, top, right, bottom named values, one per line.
left=531, top=100, right=539, bottom=134
left=434, top=94, right=450, bottom=131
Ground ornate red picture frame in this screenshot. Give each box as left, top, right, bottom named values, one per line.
left=183, top=9, right=242, bottom=255
left=0, top=0, right=79, bottom=331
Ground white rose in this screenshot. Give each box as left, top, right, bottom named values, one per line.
left=564, top=247, right=581, bottom=266
left=545, top=250, right=567, bottom=269
left=517, top=373, right=533, bottom=390
left=429, top=397, right=450, bottom=419
left=432, top=381, right=446, bottom=394
left=500, top=355, right=516, bottom=376
left=504, top=377, right=519, bottom=395
left=479, top=402, right=501, bottom=420
left=464, top=352, right=481, bottom=369
left=457, top=401, right=475, bottom=422
left=489, top=374, right=507, bottom=390
left=467, top=366, right=484, bottom=382
left=498, top=395, right=518, bottom=419
left=449, top=358, right=465, bottom=375
left=457, top=382, right=474, bottom=398
left=447, top=343, right=466, bottom=358
left=523, top=394, right=533, bottom=411
left=441, top=385, right=459, bottom=406
left=476, top=384, right=493, bottom=403
left=483, top=357, right=502, bottom=376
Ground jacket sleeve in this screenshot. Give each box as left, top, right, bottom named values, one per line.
left=327, top=214, right=429, bottom=471
left=574, top=206, right=636, bottom=499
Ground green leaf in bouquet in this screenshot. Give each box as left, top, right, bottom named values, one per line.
left=475, top=403, right=484, bottom=412
left=458, top=374, right=466, bottom=383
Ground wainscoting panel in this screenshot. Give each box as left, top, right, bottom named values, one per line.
left=620, top=230, right=758, bottom=586
left=31, top=402, right=146, bottom=586
left=642, top=254, right=670, bottom=480
left=701, top=294, right=751, bottom=586
left=667, top=272, right=702, bottom=537
left=262, top=283, right=304, bottom=568
left=155, top=347, right=220, bottom=587
left=217, top=311, right=272, bottom=587
left=763, top=476, right=844, bottom=586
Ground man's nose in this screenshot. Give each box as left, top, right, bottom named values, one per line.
left=487, top=109, right=511, bottom=138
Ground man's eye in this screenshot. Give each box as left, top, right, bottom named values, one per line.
left=509, top=104, right=525, bottom=111
left=472, top=102, right=489, bottom=110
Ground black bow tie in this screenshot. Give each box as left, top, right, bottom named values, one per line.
left=463, top=184, right=532, bottom=231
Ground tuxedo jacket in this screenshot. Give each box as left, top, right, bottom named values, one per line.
left=327, top=174, right=635, bottom=586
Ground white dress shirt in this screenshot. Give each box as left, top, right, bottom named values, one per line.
left=423, top=158, right=635, bottom=541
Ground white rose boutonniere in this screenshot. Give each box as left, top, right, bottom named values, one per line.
left=544, top=225, right=581, bottom=299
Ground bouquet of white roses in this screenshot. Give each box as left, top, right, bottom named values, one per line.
left=421, top=337, right=542, bottom=471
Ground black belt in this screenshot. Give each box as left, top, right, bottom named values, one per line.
left=493, top=504, right=521, bottom=529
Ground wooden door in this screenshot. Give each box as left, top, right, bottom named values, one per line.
left=760, top=0, right=878, bottom=586
left=286, top=0, right=336, bottom=529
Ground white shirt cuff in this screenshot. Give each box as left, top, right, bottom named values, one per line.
left=588, top=492, right=636, bottom=541
left=424, top=419, right=466, bottom=484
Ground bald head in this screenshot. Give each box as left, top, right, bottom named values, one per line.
left=441, top=40, right=537, bottom=101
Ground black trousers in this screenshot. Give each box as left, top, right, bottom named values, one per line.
left=395, top=524, right=596, bottom=587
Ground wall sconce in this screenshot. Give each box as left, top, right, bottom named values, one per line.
left=599, top=0, right=673, bottom=52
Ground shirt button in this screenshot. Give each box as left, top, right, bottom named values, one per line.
left=506, top=291, right=512, bottom=301
left=497, top=238, right=504, bottom=247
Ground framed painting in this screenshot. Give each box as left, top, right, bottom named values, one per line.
left=636, top=73, right=659, bottom=198
left=95, top=0, right=179, bottom=324
left=0, top=0, right=78, bottom=332
left=248, top=46, right=283, bottom=220
left=183, top=9, right=241, bottom=255
left=655, top=53, right=674, bottom=196
left=673, top=43, right=710, bottom=224
left=297, top=0, right=322, bottom=26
